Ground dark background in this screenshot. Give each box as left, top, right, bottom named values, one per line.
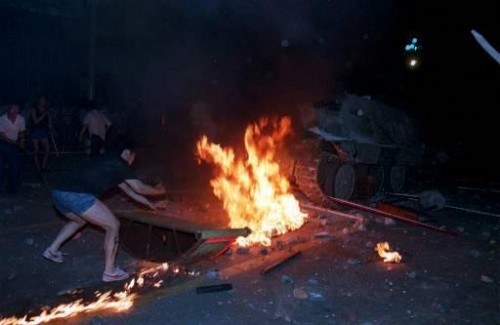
left=0, top=0, right=498, bottom=181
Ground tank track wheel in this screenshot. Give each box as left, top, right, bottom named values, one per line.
left=292, top=139, right=329, bottom=205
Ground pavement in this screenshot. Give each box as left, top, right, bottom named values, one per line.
left=0, top=152, right=499, bottom=325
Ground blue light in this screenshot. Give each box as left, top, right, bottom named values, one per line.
left=412, top=37, right=418, bottom=44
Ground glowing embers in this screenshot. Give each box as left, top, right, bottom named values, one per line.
left=196, top=116, right=307, bottom=247
left=376, top=242, right=402, bottom=263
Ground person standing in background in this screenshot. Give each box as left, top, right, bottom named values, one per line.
left=29, top=95, right=52, bottom=172
left=79, top=101, right=112, bottom=158
left=0, top=101, right=26, bottom=194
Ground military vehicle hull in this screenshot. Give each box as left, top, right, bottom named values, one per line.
left=280, top=94, right=423, bottom=203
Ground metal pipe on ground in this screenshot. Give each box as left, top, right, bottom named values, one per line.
left=325, top=196, right=458, bottom=237
left=299, top=202, right=364, bottom=221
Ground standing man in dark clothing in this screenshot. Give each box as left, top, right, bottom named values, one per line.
left=0, top=102, right=26, bottom=194
left=42, top=140, right=167, bottom=282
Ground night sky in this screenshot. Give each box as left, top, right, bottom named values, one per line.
left=0, top=0, right=498, bottom=180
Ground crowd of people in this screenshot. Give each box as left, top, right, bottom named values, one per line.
left=0, top=96, right=114, bottom=193
left=1, top=95, right=165, bottom=283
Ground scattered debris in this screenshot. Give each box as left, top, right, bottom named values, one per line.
left=308, top=292, right=325, bottom=302
left=313, top=231, right=332, bottom=238
left=480, top=275, right=494, bottom=283
left=384, top=218, right=396, bottom=226
left=292, top=287, right=308, bottom=300
left=286, top=237, right=306, bottom=246
left=196, top=283, right=233, bottom=294
left=259, top=247, right=269, bottom=255
left=280, top=275, right=294, bottom=285
left=236, top=247, right=250, bottom=255
left=261, top=251, right=301, bottom=275
left=307, top=277, right=320, bottom=286
left=419, top=190, right=446, bottom=210
left=205, top=270, right=219, bottom=282
left=406, top=271, right=417, bottom=279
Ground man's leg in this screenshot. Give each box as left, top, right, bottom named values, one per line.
left=90, top=135, right=101, bottom=157
left=41, top=138, right=50, bottom=170
left=33, top=139, right=41, bottom=172
left=80, top=199, right=121, bottom=274
left=5, top=145, right=20, bottom=194
left=47, top=212, right=87, bottom=254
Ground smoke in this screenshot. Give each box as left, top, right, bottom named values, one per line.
left=93, top=0, right=402, bottom=152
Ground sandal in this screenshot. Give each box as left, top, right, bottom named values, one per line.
left=42, top=248, right=63, bottom=263
left=102, top=267, right=130, bottom=282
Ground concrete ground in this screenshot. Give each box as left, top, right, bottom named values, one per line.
left=0, top=151, right=498, bottom=325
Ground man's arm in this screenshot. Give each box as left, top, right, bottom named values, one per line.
left=118, top=182, right=155, bottom=209
left=31, top=109, right=48, bottom=124
left=124, top=179, right=166, bottom=196
left=0, top=131, right=17, bottom=145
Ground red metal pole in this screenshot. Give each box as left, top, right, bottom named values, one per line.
left=326, top=196, right=457, bottom=236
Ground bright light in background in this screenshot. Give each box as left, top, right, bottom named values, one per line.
left=404, top=35, right=422, bottom=70
left=405, top=37, right=420, bottom=52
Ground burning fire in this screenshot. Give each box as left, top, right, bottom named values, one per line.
left=0, top=291, right=137, bottom=325
left=0, top=263, right=171, bottom=325
left=196, top=116, right=308, bottom=246
left=376, top=242, right=402, bottom=263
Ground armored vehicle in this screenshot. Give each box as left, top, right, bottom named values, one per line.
left=281, top=93, right=424, bottom=203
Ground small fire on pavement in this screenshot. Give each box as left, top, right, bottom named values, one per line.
left=0, top=263, right=176, bottom=325
left=197, top=116, right=308, bottom=246
left=376, top=242, right=402, bottom=263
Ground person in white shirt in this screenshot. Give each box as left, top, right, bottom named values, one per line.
left=0, top=102, right=26, bottom=194
left=78, top=102, right=112, bottom=158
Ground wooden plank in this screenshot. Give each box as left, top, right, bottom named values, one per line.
left=114, top=209, right=217, bottom=234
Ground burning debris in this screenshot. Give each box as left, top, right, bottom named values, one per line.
left=0, top=263, right=181, bottom=325
left=0, top=291, right=137, bottom=325
left=196, top=116, right=308, bottom=246
left=376, top=242, right=402, bottom=263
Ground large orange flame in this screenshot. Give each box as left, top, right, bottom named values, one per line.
left=196, top=116, right=308, bottom=246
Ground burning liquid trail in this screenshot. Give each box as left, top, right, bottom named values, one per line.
left=0, top=263, right=172, bottom=325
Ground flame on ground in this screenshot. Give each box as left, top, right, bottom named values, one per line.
left=0, top=263, right=171, bottom=325
left=376, top=242, right=402, bottom=263
left=0, top=291, right=137, bottom=325
left=196, top=116, right=308, bottom=246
